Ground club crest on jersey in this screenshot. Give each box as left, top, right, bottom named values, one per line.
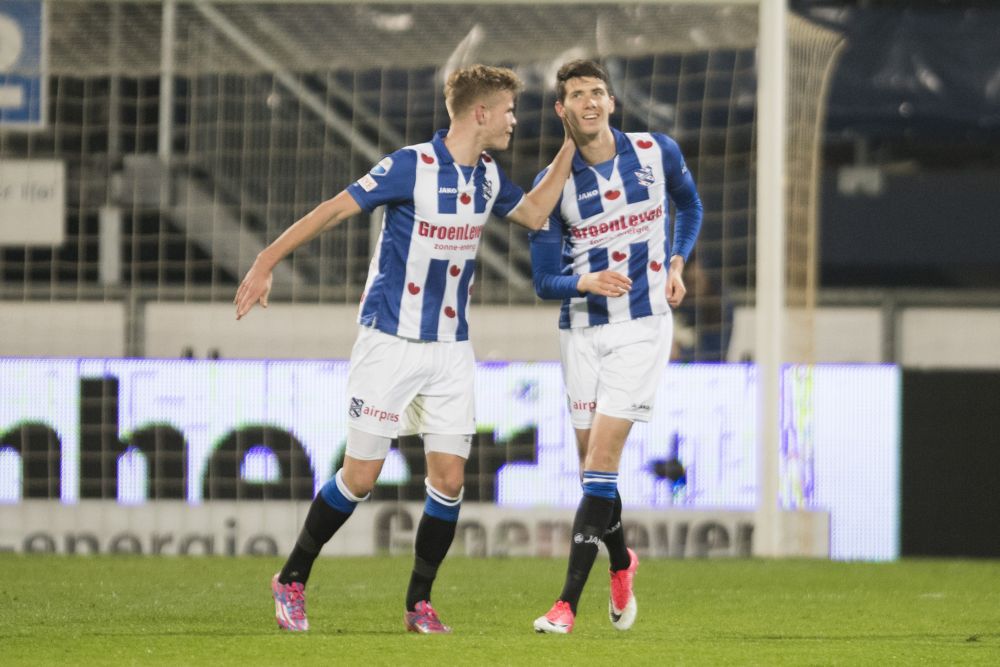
left=349, top=397, right=364, bottom=418
left=481, top=179, right=493, bottom=200
left=635, top=165, right=655, bottom=187
left=370, top=156, right=393, bottom=177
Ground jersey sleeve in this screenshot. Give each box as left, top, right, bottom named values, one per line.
left=490, top=164, right=526, bottom=218
left=346, top=148, right=417, bottom=213
left=528, top=167, right=580, bottom=300
left=654, top=133, right=703, bottom=262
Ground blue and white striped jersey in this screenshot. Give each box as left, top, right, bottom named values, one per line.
left=347, top=130, right=524, bottom=342
left=530, top=128, right=703, bottom=329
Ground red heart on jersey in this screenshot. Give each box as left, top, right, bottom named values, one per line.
left=649, top=260, right=662, bottom=272
left=420, top=153, right=435, bottom=164
left=460, top=193, right=471, bottom=205
left=605, top=190, right=621, bottom=200
left=444, top=306, right=456, bottom=318
left=637, top=139, right=653, bottom=149
left=450, top=265, right=461, bottom=277
left=612, top=251, right=627, bottom=262
left=407, top=282, right=421, bottom=295
left=482, top=154, right=492, bottom=163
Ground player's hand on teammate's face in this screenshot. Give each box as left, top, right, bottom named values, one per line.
left=234, top=263, right=273, bottom=320
left=578, top=270, right=632, bottom=297
left=558, top=104, right=582, bottom=145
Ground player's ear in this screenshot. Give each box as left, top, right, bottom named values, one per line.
left=554, top=100, right=565, bottom=118
left=475, top=103, right=487, bottom=125
left=608, top=95, right=616, bottom=114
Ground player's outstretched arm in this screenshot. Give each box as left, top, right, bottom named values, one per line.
left=235, top=191, right=362, bottom=319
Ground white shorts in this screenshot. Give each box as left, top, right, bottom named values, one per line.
left=346, top=325, right=476, bottom=439
left=559, top=314, right=673, bottom=429
left=346, top=429, right=474, bottom=461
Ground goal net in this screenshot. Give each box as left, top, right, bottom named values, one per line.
left=0, top=0, right=844, bottom=364
left=1, top=2, right=899, bottom=560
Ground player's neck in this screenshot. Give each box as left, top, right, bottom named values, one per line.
left=576, top=128, right=617, bottom=166
left=442, top=129, right=482, bottom=167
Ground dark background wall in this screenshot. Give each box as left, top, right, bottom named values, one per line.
left=795, top=1, right=1000, bottom=558
left=902, top=371, right=1000, bottom=557
left=820, top=170, right=1000, bottom=288
left=797, top=1, right=1000, bottom=289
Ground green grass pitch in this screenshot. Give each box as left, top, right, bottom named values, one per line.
left=1, top=555, right=998, bottom=665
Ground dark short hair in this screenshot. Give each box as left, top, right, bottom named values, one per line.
left=556, top=59, right=613, bottom=101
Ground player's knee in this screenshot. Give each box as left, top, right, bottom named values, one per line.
left=340, top=468, right=377, bottom=497
left=423, top=434, right=470, bottom=496
left=339, top=457, right=384, bottom=497
left=585, top=448, right=620, bottom=473
left=428, top=472, right=464, bottom=499
left=440, top=477, right=464, bottom=498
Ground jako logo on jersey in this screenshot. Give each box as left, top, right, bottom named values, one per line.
left=573, top=533, right=601, bottom=545
left=370, top=156, right=393, bottom=176
left=577, top=188, right=600, bottom=201
left=438, top=187, right=459, bottom=194
left=417, top=220, right=484, bottom=241
left=570, top=204, right=664, bottom=240
left=635, top=165, right=655, bottom=187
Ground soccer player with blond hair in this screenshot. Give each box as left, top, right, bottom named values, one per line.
left=236, top=64, right=578, bottom=634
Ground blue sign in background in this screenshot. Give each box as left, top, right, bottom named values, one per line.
left=0, top=0, right=44, bottom=126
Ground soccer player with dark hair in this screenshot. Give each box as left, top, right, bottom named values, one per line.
left=529, top=59, right=703, bottom=634
left=235, top=64, right=578, bottom=634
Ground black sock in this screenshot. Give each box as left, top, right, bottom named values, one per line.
left=278, top=494, right=353, bottom=585
left=559, top=494, right=615, bottom=613
left=604, top=490, right=631, bottom=572
left=406, top=513, right=458, bottom=611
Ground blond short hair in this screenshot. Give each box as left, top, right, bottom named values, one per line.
left=444, top=65, right=523, bottom=118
